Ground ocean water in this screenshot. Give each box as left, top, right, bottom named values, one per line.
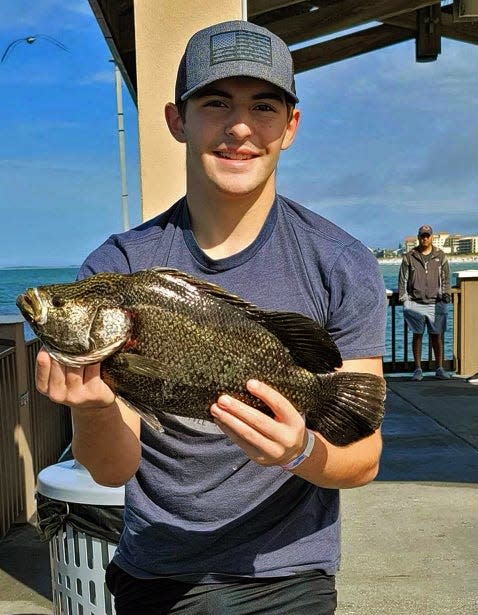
left=1, top=262, right=478, bottom=362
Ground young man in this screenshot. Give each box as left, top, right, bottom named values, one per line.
left=398, top=224, right=451, bottom=381
left=36, top=21, right=386, bottom=614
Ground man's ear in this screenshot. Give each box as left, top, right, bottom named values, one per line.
left=281, top=108, right=300, bottom=151
left=165, top=102, right=186, bottom=143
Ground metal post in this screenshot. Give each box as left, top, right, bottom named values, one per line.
left=112, top=61, right=130, bottom=231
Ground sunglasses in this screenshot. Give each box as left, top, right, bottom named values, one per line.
left=419, top=233, right=431, bottom=238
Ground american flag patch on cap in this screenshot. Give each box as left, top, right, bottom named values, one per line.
left=210, top=30, right=272, bottom=66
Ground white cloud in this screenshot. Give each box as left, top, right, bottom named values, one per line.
left=79, top=69, right=114, bottom=85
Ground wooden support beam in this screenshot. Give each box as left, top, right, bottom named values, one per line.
left=263, top=0, right=441, bottom=46
left=416, top=3, right=441, bottom=61
left=292, top=23, right=415, bottom=73
left=383, top=5, right=478, bottom=44
left=248, top=0, right=311, bottom=18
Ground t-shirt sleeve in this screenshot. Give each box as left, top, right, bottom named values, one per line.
left=326, top=241, right=387, bottom=360
left=77, top=236, right=132, bottom=280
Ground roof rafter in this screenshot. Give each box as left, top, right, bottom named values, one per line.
left=248, top=0, right=314, bottom=18
left=292, top=23, right=415, bottom=73
left=260, top=0, right=442, bottom=45
left=382, top=4, right=478, bottom=44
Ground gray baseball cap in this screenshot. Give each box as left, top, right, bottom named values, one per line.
left=175, top=20, right=299, bottom=104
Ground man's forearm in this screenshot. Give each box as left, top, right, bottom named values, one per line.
left=290, top=428, right=382, bottom=488
left=71, top=398, right=141, bottom=487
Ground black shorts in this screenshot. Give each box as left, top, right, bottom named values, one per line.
left=106, top=562, right=337, bottom=615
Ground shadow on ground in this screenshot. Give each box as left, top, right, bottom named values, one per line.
left=0, top=523, right=51, bottom=603
left=378, top=377, right=478, bottom=483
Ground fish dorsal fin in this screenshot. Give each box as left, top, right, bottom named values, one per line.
left=254, top=311, right=342, bottom=373
left=146, top=267, right=262, bottom=311
left=146, top=267, right=342, bottom=373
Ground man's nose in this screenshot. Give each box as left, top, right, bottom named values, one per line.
left=225, top=110, right=253, bottom=139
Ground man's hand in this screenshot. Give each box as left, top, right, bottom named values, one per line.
left=35, top=347, right=116, bottom=410
left=36, top=347, right=141, bottom=486
left=210, top=379, right=308, bottom=467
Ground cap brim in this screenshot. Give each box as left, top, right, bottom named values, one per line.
left=180, top=73, right=299, bottom=104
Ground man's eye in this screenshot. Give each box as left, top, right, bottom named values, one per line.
left=204, top=100, right=227, bottom=108
left=254, top=103, right=275, bottom=112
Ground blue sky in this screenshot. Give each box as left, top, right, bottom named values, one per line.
left=1, top=1, right=477, bottom=267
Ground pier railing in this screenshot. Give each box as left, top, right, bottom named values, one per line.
left=0, top=319, right=72, bottom=540
left=384, top=290, right=456, bottom=373
left=0, top=273, right=477, bottom=540
left=0, top=343, right=23, bottom=539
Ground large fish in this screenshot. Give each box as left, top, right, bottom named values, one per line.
left=16, top=268, right=385, bottom=446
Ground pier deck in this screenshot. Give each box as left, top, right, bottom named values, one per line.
left=0, top=375, right=477, bottom=615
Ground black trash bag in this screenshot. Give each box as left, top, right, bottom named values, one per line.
left=36, top=492, right=124, bottom=544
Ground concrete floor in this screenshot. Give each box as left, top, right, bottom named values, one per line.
left=336, top=376, right=478, bottom=615
left=0, top=375, right=477, bottom=615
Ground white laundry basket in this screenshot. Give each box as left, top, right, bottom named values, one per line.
left=37, top=460, right=125, bottom=615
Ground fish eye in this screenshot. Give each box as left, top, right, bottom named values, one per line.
left=51, top=296, right=65, bottom=308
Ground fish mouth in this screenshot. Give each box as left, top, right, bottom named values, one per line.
left=16, top=288, right=48, bottom=326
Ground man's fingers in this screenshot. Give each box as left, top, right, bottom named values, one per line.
left=47, top=357, right=68, bottom=393
left=35, top=348, right=53, bottom=393
left=246, top=380, right=298, bottom=423
left=64, top=365, right=87, bottom=389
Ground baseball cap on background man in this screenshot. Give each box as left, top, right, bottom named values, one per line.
left=175, top=20, right=299, bottom=104
left=418, top=225, right=433, bottom=236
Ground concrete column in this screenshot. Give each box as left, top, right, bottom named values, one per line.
left=454, top=272, right=478, bottom=376
left=133, top=0, right=245, bottom=221
left=0, top=317, right=36, bottom=523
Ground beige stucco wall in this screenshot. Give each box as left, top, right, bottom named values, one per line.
left=134, top=1, right=245, bottom=221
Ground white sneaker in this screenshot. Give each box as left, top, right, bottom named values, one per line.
left=412, top=368, right=423, bottom=381
left=435, top=367, right=450, bottom=380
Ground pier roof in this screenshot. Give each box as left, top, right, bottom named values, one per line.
left=86, top=1, right=478, bottom=101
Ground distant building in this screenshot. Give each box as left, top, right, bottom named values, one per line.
left=431, top=232, right=449, bottom=250
left=444, top=234, right=462, bottom=254
left=403, top=236, right=416, bottom=253
left=402, top=231, right=478, bottom=255
left=455, top=236, right=478, bottom=254
left=399, top=231, right=478, bottom=256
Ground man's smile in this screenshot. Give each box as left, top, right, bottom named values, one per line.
left=213, top=149, right=259, bottom=161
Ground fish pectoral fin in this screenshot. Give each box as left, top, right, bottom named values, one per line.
left=307, top=372, right=386, bottom=446
left=116, top=395, right=164, bottom=433
left=121, top=354, right=205, bottom=388
left=121, top=354, right=173, bottom=380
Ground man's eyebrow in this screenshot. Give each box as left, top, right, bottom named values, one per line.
left=252, top=91, right=285, bottom=103
left=195, top=88, right=232, bottom=99
left=195, top=88, right=285, bottom=103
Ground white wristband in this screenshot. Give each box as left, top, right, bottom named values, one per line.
left=281, top=429, right=315, bottom=471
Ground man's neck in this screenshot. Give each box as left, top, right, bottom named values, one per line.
left=186, top=182, right=276, bottom=260
left=418, top=245, right=433, bottom=255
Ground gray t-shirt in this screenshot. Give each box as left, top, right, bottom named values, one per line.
left=78, top=195, right=386, bottom=581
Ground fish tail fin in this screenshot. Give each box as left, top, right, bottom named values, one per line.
left=308, top=372, right=386, bottom=446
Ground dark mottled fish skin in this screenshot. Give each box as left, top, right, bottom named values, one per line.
left=16, top=268, right=386, bottom=446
